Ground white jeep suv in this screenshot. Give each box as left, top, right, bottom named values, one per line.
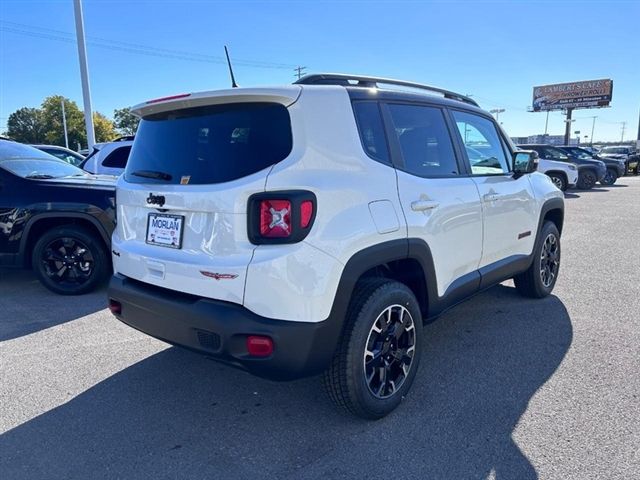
left=535, top=157, right=578, bottom=191
left=108, top=74, right=564, bottom=419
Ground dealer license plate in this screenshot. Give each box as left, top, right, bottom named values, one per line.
left=146, top=213, right=184, bottom=249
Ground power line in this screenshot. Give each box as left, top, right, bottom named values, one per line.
left=0, top=20, right=296, bottom=70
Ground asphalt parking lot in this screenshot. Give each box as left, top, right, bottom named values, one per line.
left=1, top=178, right=639, bottom=480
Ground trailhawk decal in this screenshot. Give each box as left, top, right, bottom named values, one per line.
left=200, top=271, right=239, bottom=281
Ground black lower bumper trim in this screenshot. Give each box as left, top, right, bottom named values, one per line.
left=108, top=274, right=340, bottom=380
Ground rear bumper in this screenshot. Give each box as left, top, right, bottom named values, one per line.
left=107, top=274, right=340, bottom=380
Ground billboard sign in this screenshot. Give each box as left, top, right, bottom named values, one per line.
left=532, top=79, right=613, bottom=112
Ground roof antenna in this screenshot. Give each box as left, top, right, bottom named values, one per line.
left=224, top=45, right=238, bottom=88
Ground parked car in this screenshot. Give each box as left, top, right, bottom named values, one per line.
left=579, top=146, right=599, bottom=156
left=520, top=144, right=606, bottom=189
left=80, top=138, right=133, bottom=176
left=596, top=145, right=639, bottom=175
left=0, top=140, right=116, bottom=294
left=558, top=145, right=626, bottom=185
left=533, top=155, right=578, bottom=191
left=107, top=73, right=564, bottom=419
left=30, top=144, right=85, bottom=167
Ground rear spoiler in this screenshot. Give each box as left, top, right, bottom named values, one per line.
left=131, top=86, right=303, bottom=118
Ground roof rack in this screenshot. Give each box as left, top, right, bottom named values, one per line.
left=294, top=73, right=479, bottom=107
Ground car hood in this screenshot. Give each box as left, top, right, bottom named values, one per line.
left=36, top=174, right=117, bottom=189
left=598, top=154, right=627, bottom=159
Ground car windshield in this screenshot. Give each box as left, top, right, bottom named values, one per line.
left=563, top=147, right=592, bottom=159
left=0, top=141, right=87, bottom=179
left=600, top=147, right=629, bottom=154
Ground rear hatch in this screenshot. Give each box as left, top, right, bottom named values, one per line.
left=112, top=89, right=299, bottom=303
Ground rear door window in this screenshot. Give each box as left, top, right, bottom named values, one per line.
left=386, top=103, right=459, bottom=177
left=124, top=102, right=292, bottom=185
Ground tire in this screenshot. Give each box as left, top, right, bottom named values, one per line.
left=514, top=221, right=561, bottom=298
left=323, top=279, right=423, bottom=419
left=600, top=168, right=618, bottom=185
left=32, top=225, right=109, bottom=295
left=547, top=173, right=567, bottom=191
left=577, top=169, right=597, bottom=189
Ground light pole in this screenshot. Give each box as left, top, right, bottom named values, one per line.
left=490, top=108, right=505, bottom=123
left=73, top=0, right=95, bottom=150
left=589, top=116, right=597, bottom=146
left=61, top=98, right=69, bottom=148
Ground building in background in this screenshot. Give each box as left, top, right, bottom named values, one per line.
left=511, top=134, right=580, bottom=146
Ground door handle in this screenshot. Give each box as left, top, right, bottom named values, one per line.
left=483, top=193, right=499, bottom=202
left=411, top=200, right=440, bottom=212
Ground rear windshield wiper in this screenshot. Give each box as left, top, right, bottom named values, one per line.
left=130, top=170, right=172, bottom=181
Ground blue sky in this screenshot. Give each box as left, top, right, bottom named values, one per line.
left=1, top=0, right=638, bottom=143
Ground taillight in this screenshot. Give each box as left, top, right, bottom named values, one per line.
left=248, top=191, right=316, bottom=244
left=300, top=200, right=313, bottom=228
left=260, top=200, right=292, bottom=238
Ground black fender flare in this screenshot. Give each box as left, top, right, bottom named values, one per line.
left=19, top=211, right=112, bottom=264
left=537, top=196, right=564, bottom=237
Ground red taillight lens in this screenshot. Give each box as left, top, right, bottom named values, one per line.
left=260, top=200, right=291, bottom=237
left=300, top=200, right=314, bottom=228
left=108, top=299, right=122, bottom=315
left=246, top=335, right=274, bottom=357
left=248, top=191, right=316, bottom=245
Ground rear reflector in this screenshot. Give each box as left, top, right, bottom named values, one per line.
left=146, top=93, right=191, bottom=104
left=246, top=336, right=274, bottom=357
left=108, top=299, right=122, bottom=315
left=260, top=200, right=291, bottom=237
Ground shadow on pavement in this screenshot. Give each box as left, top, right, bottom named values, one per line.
left=0, top=284, right=572, bottom=480
left=0, top=268, right=107, bottom=341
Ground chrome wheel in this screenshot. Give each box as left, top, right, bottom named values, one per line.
left=363, top=304, right=416, bottom=399
left=550, top=176, right=564, bottom=190
left=540, top=233, right=559, bottom=288
left=41, top=237, right=94, bottom=288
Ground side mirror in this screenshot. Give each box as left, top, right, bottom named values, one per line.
left=513, top=150, right=538, bottom=177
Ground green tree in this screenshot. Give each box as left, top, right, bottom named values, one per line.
left=93, top=111, right=116, bottom=142
left=113, top=107, right=139, bottom=136
left=41, top=95, right=86, bottom=147
left=6, top=107, right=46, bottom=143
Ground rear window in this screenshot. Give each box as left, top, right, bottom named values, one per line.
left=124, top=102, right=292, bottom=185
left=102, top=145, right=131, bottom=168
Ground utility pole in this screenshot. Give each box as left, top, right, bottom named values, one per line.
left=544, top=111, right=550, bottom=135
left=620, top=121, right=627, bottom=142
left=73, top=0, right=95, bottom=150
left=61, top=98, right=69, bottom=148
left=563, top=108, right=574, bottom=145
left=294, top=66, right=307, bottom=80
left=490, top=108, right=505, bottom=123
left=589, top=116, right=597, bottom=146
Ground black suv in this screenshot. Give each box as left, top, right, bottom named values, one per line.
left=596, top=146, right=640, bottom=176
left=558, top=145, right=626, bottom=185
left=0, top=140, right=116, bottom=294
left=520, top=144, right=606, bottom=189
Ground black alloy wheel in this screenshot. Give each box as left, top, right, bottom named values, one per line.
left=323, top=279, right=423, bottom=419
left=539, top=233, right=560, bottom=289
left=578, top=170, right=597, bottom=189
left=363, top=304, right=417, bottom=399
left=600, top=169, right=618, bottom=185
left=33, top=226, right=108, bottom=295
